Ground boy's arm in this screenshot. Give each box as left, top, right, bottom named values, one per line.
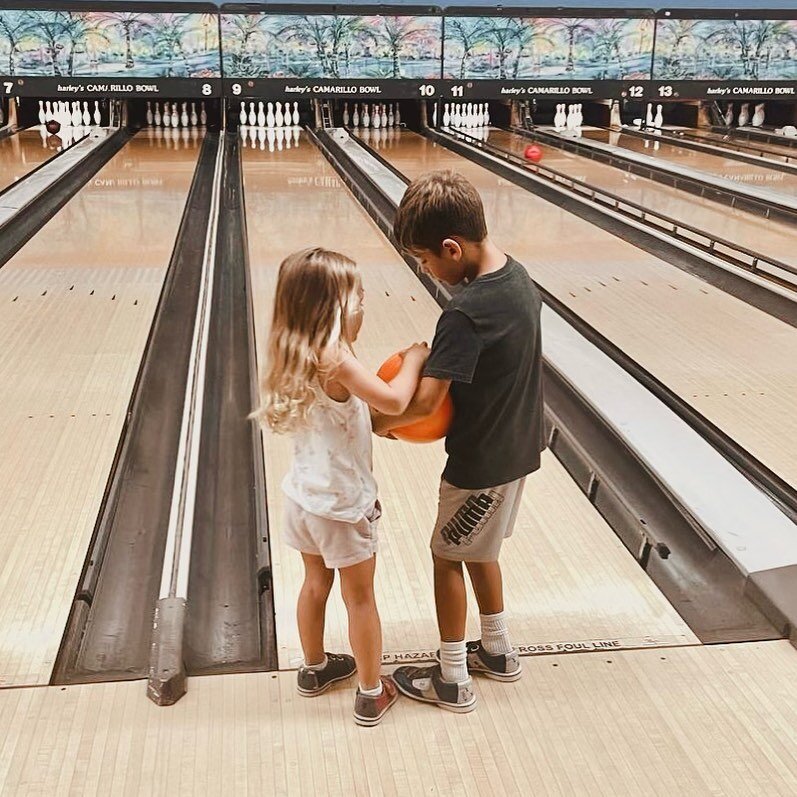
left=372, top=376, right=451, bottom=436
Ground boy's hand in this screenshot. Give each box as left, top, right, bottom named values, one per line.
left=370, top=408, right=397, bottom=439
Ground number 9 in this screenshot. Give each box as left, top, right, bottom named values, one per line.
left=232, top=83, right=242, bottom=96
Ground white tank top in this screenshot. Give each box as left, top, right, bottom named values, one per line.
left=282, top=388, right=378, bottom=523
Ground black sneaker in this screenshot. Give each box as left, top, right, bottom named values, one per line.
left=353, top=676, right=398, bottom=727
left=435, top=641, right=522, bottom=682
left=392, top=664, right=476, bottom=713
left=296, top=653, right=356, bottom=696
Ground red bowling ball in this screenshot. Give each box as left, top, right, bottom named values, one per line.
left=524, top=144, right=543, bottom=163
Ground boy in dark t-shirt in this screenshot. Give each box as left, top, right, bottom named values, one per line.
left=373, top=170, right=544, bottom=712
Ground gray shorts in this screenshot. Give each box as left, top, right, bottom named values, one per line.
left=283, top=497, right=381, bottom=570
left=431, top=477, right=526, bottom=562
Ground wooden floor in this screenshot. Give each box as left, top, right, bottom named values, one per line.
left=0, top=129, right=57, bottom=194
left=369, top=130, right=797, bottom=490
left=1, top=641, right=796, bottom=795
left=0, top=130, right=202, bottom=687
left=486, top=128, right=797, bottom=270
left=584, top=128, right=797, bottom=197
left=241, top=134, right=694, bottom=671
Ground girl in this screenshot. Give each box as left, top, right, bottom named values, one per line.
left=254, top=247, right=428, bottom=726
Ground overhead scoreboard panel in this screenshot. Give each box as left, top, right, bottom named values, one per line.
left=220, top=4, right=444, bottom=100
left=440, top=8, right=656, bottom=101
left=651, top=10, right=797, bottom=102
left=0, top=2, right=222, bottom=99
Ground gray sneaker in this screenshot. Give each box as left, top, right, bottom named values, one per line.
left=296, top=652, right=356, bottom=696
left=392, top=664, right=476, bottom=713
left=462, top=640, right=522, bottom=682
left=353, top=676, right=398, bottom=727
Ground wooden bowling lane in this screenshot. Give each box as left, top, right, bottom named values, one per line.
left=1, top=642, right=796, bottom=793
left=0, top=129, right=203, bottom=687
left=485, top=128, right=797, bottom=270
left=0, top=129, right=62, bottom=194
left=371, top=130, right=797, bottom=489
left=241, top=133, right=695, bottom=671
left=584, top=128, right=797, bottom=198
left=685, top=128, right=797, bottom=162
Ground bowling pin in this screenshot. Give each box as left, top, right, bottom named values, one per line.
left=381, top=104, right=388, bottom=128
left=82, top=101, right=90, bottom=125
left=171, top=103, right=179, bottom=128
left=146, top=101, right=153, bottom=125
left=72, top=101, right=81, bottom=126
left=181, top=102, right=188, bottom=127
left=200, top=102, right=207, bottom=126
left=388, top=103, right=394, bottom=128
left=752, top=103, right=765, bottom=127
left=257, top=101, right=265, bottom=127
left=343, top=102, right=350, bottom=126
left=373, top=103, right=381, bottom=129
left=395, top=103, right=401, bottom=127
left=653, top=104, right=663, bottom=129
left=275, top=102, right=284, bottom=127
left=724, top=102, right=734, bottom=127
left=266, top=102, right=275, bottom=127
left=432, top=103, right=437, bottom=127
left=248, top=101, right=256, bottom=126
left=45, top=100, right=53, bottom=122
left=362, top=104, right=370, bottom=127
left=443, top=103, right=451, bottom=127
left=190, top=102, right=198, bottom=127
left=352, top=103, right=360, bottom=127
left=162, top=102, right=171, bottom=127
left=738, top=102, right=750, bottom=127
left=645, top=102, right=653, bottom=127
left=38, top=100, right=46, bottom=125
left=239, top=101, right=247, bottom=126
left=153, top=102, right=161, bottom=126
left=292, top=102, right=300, bottom=126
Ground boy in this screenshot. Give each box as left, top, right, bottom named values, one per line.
left=374, top=170, right=545, bottom=712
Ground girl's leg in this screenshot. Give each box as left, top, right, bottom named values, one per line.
left=339, top=555, right=381, bottom=689
left=297, top=552, right=335, bottom=665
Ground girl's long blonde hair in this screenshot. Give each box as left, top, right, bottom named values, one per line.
left=253, top=247, right=362, bottom=434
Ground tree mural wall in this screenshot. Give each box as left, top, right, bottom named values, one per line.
left=0, top=9, right=220, bottom=77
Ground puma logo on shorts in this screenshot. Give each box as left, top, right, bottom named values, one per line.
left=439, top=491, right=504, bottom=547
left=432, top=477, right=526, bottom=562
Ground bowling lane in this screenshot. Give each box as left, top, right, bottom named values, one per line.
left=484, top=128, right=797, bottom=271
left=681, top=128, right=797, bottom=163
left=583, top=128, right=797, bottom=198
left=242, top=132, right=695, bottom=670
left=0, top=129, right=203, bottom=687
left=369, top=129, right=797, bottom=489
left=0, top=129, right=63, bottom=194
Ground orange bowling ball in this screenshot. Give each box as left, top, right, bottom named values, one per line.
left=377, top=352, right=454, bottom=443
left=524, top=144, right=543, bottom=163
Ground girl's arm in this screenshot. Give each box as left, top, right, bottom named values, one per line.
left=334, top=344, right=429, bottom=415
left=371, top=376, right=451, bottom=436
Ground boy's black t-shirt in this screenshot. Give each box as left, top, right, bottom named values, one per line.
left=423, top=256, right=545, bottom=490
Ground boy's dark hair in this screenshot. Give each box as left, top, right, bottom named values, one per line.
left=393, top=170, right=488, bottom=254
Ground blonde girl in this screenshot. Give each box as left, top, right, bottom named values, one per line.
left=254, top=247, right=428, bottom=726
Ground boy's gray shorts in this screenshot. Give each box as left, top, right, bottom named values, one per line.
left=431, top=477, right=526, bottom=562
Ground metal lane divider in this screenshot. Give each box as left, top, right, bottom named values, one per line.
left=147, top=132, right=226, bottom=706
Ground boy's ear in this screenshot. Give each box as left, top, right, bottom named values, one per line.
left=441, top=238, right=463, bottom=260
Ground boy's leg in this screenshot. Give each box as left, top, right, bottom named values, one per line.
left=339, top=555, right=381, bottom=689
left=466, top=561, right=513, bottom=657
left=297, top=552, right=334, bottom=666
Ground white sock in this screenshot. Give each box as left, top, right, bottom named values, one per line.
left=481, top=611, right=513, bottom=655
left=304, top=654, right=328, bottom=671
left=440, top=639, right=469, bottom=683
left=359, top=681, right=383, bottom=697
